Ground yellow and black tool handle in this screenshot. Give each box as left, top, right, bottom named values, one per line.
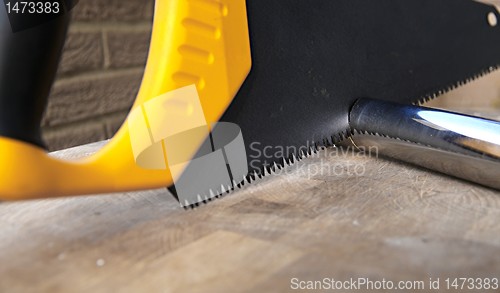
left=0, top=0, right=251, bottom=200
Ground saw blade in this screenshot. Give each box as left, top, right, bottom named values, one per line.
left=176, top=0, right=500, bottom=208
left=222, top=0, right=500, bottom=171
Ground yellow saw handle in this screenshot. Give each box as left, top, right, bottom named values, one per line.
left=0, top=0, right=251, bottom=200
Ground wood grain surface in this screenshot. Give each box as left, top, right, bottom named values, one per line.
left=1, top=141, right=500, bottom=292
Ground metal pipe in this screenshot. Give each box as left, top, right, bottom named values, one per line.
left=346, top=98, right=500, bottom=189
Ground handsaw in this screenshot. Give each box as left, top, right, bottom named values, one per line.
left=224, top=0, right=500, bottom=172
left=0, top=0, right=499, bottom=205
left=174, top=0, right=500, bottom=207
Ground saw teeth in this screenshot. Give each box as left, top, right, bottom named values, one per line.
left=414, top=65, right=499, bottom=106
left=265, top=166, right=274, bottom=175
left=181, top=131, right=364, bottom=209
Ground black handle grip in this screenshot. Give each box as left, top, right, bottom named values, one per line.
left=0, top=2, right=70, bottom=148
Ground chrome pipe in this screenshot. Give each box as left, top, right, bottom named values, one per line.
left=345, top=98, right=500, bottom=189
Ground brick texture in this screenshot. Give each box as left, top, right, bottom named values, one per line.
left=71, top=0, right=154, bottom=22
left=44, top=121, right=107, bottom=152
left=104, top=111, right=129, bottom=137
left=58, top=32, right=104, bottom=75
left=107, top=31, right=152, bottom=68
left=43, top=71, right=142, bottom=126
left=42, top=0, right=153, bottom=150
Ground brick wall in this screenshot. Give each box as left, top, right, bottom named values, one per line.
left=42, top=0, right=154, bottom=151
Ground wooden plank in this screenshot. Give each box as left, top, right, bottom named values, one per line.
left=1, top=142, right=499, bottom=292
